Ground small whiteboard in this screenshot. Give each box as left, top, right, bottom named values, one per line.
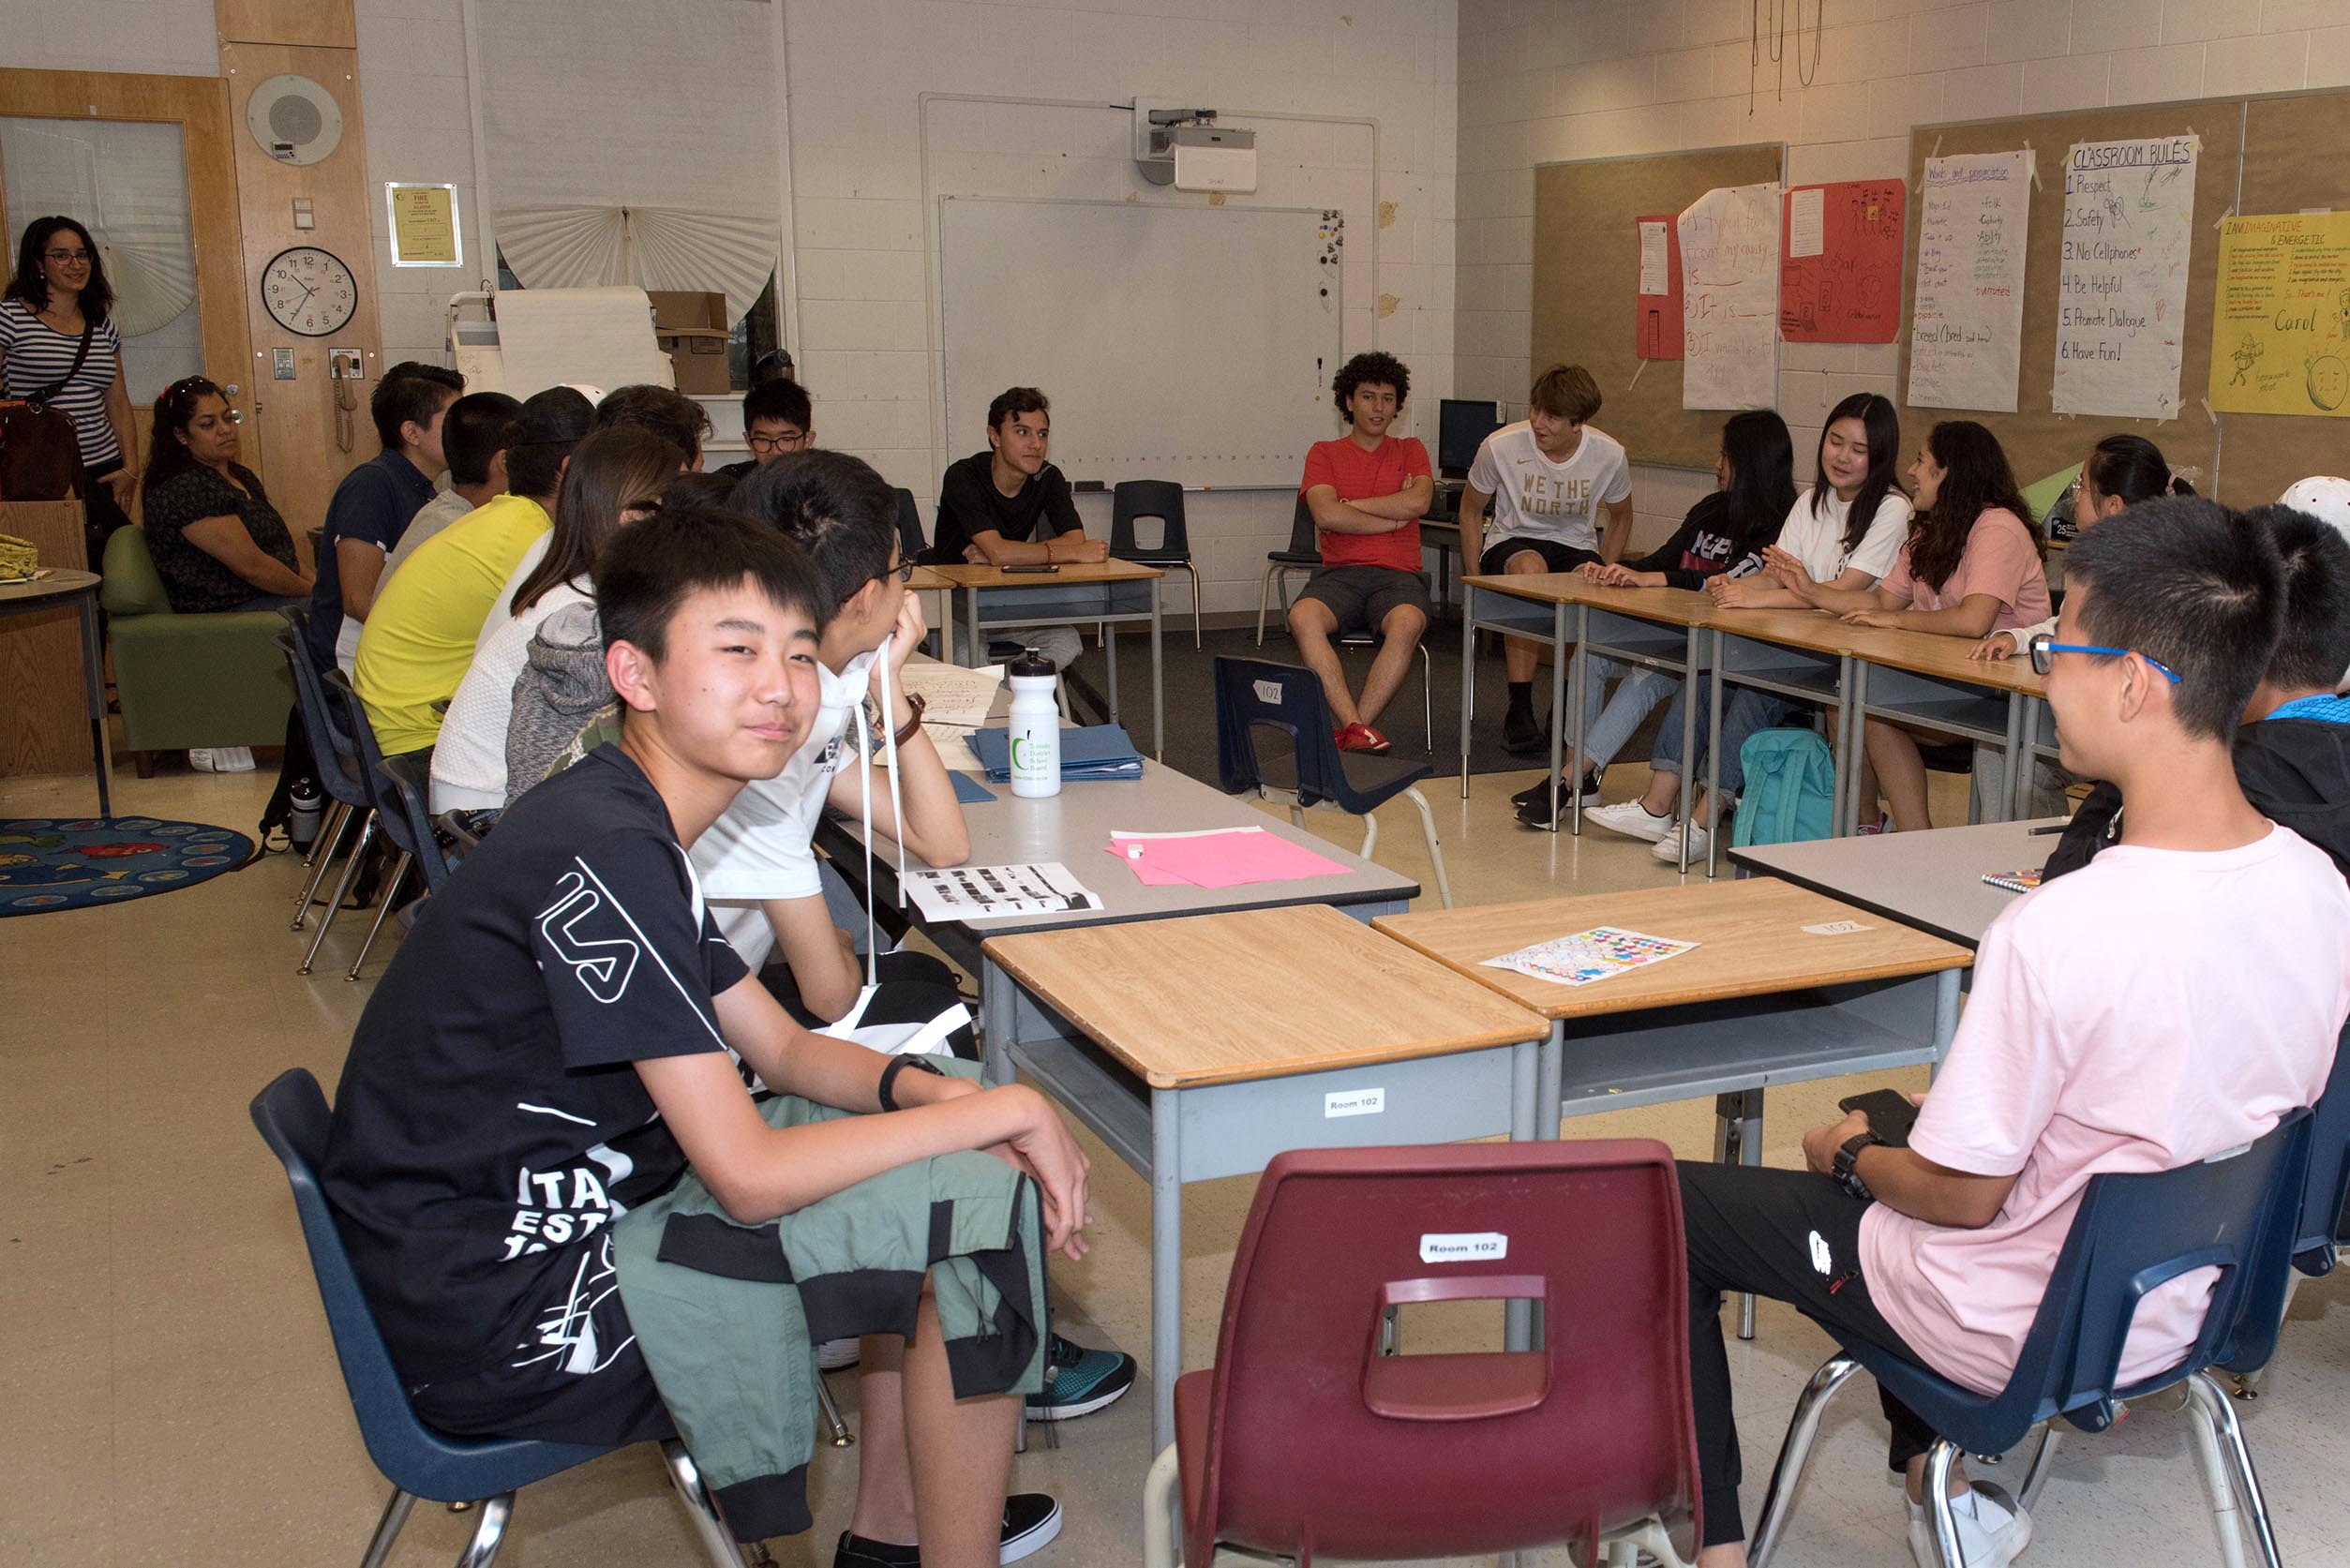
left=939, top=196, right=1343, bottom=488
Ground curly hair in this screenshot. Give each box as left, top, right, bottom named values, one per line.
left=1907, top=420, right=2040, bottom=592
left=1331, top=351, right=1411, bottom=412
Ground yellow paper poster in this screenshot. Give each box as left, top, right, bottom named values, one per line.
left=386, top=183, right=460, bottom=267
left=2208, top=212, right=2350, bottom=417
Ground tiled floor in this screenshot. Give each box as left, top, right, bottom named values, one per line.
left=5, top=755, right=2346, bottom=1568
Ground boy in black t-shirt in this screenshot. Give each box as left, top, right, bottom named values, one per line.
left=928, top=386, right=1106, bottom=670
left=324, top=502, right=1094, bottom=1568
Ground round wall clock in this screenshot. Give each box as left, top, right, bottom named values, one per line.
left=261, top=246, right=358, bottom=338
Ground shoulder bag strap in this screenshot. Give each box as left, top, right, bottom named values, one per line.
left=27, top=315, right=97, bottom=410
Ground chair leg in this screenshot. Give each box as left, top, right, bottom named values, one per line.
left=452, top=1491, right=515, bottom=1568
left=1748, top=1354, right=1864, bottom=1568
left=292, top=801, right=354, bottom=928
left=347, top=851, right=412, bottom=980
left=357, top=1486, right=417, bottom=1568
left=816, top=1368, right=855, bottom=1447
left=298, top=797, right=345, bottom=879
left=1400, top=786, right=1454, bottom=909
left=661, top=1440, right=755, bottom=1568
left=1142, top=1441, right=1182, bottom=1568
left=1416, top=643, right=1433, bottom=753
left=2190, top=1370, right=2283, bottom=1568
left=300, top=811, right=376, bottom=975
left=1256, top=569, right=1273, bottom=647
left=2015, top=1421, right=2060, bottom=1511
left=1357, top=809, right=1379, bottom=860
left=1923, top=1441, right=1967, bottom=1568
left=1184, top=561, right=1202, bottom=650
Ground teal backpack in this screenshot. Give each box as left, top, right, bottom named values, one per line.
left=1731, top=727, right=1837, bottom=847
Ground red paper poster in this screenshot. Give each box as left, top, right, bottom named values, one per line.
left=1635, top=213, right=1684, bottom=360
left=1779, top=181, right=1907, bottom=344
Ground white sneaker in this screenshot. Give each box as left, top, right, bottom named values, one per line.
left=1584, top=798, right=1677, bottom=844
left=1906, top=1482, right=2032, bottom=1568
left=816, top=1336, right=861, bottom=1372
left=1652, top=821, right=1713, bottom=863
left=188, top=746, right=257, bottom=773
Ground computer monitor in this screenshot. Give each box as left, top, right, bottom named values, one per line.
left=1437, top=398, right=1504, bottom=477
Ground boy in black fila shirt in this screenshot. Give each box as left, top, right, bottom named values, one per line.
left=323, top=502, right=1093, bottom=1567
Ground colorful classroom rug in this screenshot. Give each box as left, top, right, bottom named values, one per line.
left=0, top=816, right=256, bottom=916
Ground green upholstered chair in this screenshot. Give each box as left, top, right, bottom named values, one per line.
left=99, top=524, right=293, bottom=772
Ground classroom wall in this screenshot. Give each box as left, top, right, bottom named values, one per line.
left=4, top=0, right=1461, bottom=620
left=1455, top=0, right=2350, bottom=546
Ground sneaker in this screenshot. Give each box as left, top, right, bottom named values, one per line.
left=831, top=1494, right=1064, bottom=1568
left=1583, top=798, right=1678, bottom=844
left=816, top=1336, right=861, bottom=1372
left=1025, top=1333, right=1137, bottom=1422
left=1334, top=722, right=1392, bottom=754
left=1502, top=703, right=1547, bottom=754
left=1905, top=1481, right=2032, bottom=1568
left=1509, top=768, right=1602, bottom=812
left=1857, top=813, right=1892, bottom=836
left=1651, top=820, right=1712, bottom=864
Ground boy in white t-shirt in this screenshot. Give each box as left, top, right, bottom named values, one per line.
left=1462, top=364, right=1634, bottom=754
left=1675, top=496, right=2350, bottom=1568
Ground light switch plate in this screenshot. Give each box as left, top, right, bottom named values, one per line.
left=272, top=347, right=296, bottom=380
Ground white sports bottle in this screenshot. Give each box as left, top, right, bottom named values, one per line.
left=1006, top=650, right=1061, bottom=799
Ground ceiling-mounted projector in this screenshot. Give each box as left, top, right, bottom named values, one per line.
left=1134, top=105, right=1258, bottom=193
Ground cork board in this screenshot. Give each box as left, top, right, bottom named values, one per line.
left=1532, top=143, right=1785, bottom=470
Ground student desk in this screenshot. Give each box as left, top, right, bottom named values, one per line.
left=1703, top=605, right=1869, bottom=859
left=1729, top=817, right=2069, bottom=949
left=925, top=560, right=1165, bottom=758
left=980, top=903, right=1549, bottom=1450
left=1375, top=879, right=1971, bottom=1335
left=1458, top=572, right=1717, bottom=870
left=1839, top=622, right=2048, bottom=826
left=816, top=758, right=1424, bottom=1088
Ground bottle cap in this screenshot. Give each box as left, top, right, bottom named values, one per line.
left=1008, top=648, right=1056, bottom=679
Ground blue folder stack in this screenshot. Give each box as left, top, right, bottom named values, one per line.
left=964, top=724, right=1145, bottom=783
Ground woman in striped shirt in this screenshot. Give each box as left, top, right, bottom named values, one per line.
left=0, top=217, right=139, bottom=564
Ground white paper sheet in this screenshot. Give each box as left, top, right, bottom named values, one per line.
left=1679, top=183, right=1782, bottom=410
left=1789, top=187, right=1825, bottom=259
left=1907, top=151, right=2033, bottom=412
left=1638, top=219, right=1670, bottom=294
left=2051, top=137, right=2198, bottom=420
left=904, top=862, right=1101, bottom=922
left=900, top=660, right=1005, bottom=730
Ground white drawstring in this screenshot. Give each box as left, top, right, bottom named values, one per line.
left=848, top=650, right=911, bottom=992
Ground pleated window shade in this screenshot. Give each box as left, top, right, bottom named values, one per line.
left=475, top=0, right=782, bottom=325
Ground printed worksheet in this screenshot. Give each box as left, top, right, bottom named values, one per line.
left=904, top=861, right=1101, bottom=922
left=1481, top=927, right=1699, bottom=988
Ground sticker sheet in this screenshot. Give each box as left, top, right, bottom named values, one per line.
left=1481, top=926, right=1699, bottom=988
left=904, top=861, right=1100, bottom=922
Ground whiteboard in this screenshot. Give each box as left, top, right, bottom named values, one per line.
left=939, top=197, right=1344, bottom=488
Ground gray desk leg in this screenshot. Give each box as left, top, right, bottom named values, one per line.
left=1544, top=604, right=1567, bottom=828
left=980, top=959, right=1014, bottom=1086
left=1537, top=1019, right=1564, bottom=1142
left=1150, top=579, right=1164, bottom=760
left=1932, top=967, right=1960, bottom=1069
left=2013, top=697, right=2041, bottom=819
left=1459, top=599, right=1475, bottom=799
left=1843, top=659, right=1871, bottom=836
left=1714, top=1089, right=1766, bottom=1339
left=965, top=589, right=982, bottom=670
left=1504, top=1038, right=1540, bottom=1353
left=1704, top=635, right=1724, bottom=879
left=1151, top=1087, right=1182, bottom=1455
left=1992, top=692, right=2023, bottom=825
left=1676, top=625, right=1698, bottom=873
left=78, top=594, right=112, bottom=819
left=1105, top=604, right=1121, bottom=724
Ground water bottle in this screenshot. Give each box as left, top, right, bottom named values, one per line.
left=1006, top=649, right=1061, bottom=799
left=288, top=779, right=323, bottom=853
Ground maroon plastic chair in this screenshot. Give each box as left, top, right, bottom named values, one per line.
left=1143, top=1141, right=1700, bottom=1567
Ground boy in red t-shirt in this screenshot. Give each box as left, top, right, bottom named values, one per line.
left=1291, top=351, right=1433, bottom=753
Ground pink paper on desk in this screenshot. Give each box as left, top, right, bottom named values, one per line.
left=1104, top=827, right=1349, bottom=889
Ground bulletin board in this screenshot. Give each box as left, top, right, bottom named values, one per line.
left=1898, top=92, right=2350, bottom=507
left=1532, top=142, right=1785, bottom=470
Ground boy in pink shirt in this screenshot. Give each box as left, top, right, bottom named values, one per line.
left=1680, top=496, right=2350, bottom=1568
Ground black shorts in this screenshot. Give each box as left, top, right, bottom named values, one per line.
left=1294, top=565, right=1432, bottom=637
left=1479, top=536, right=1599, bottom=575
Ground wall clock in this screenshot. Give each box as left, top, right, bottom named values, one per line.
left=261, top=246, right=358, bottom=338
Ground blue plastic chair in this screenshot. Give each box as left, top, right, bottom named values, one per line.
left=1748, top=1109, right=2315, bottom=1568
left=2291, top=1023, right=2350, bottom=1276
left=320, top=668, right=449, bottom=981
left=271, top=616, right=377, bottom=966
left=247, top=1068, right=746, bottom=1568
left=1212, top=656, right=1450, bottom=907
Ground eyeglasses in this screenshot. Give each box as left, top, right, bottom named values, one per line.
left=876, top=559, right=917, bottom=585
left=745, top=430, right=808, bottom=453
left=2027, top=632, right=2182, bottom=683
left=43, top=249, right=91, bottom=264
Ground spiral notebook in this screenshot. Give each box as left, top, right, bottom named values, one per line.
left=1982, top=868, right=2043, bottom=894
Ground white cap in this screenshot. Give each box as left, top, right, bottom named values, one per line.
left=2280, top=476, right=2350, bottom=542
left=562, top=382, right=606, bottom=407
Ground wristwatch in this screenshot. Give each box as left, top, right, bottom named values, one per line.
left=876, top=1053, right=946, bottom=1113
left=1832, top=1130, right=1882, bottom=1202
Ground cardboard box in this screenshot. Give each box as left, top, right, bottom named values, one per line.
left=646, top=291, right=732, bottom=394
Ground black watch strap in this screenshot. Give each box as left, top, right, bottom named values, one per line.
left=876, top=1053, right=946, bottom=1113
left=1833, top=1130, right=1881, bottom=1201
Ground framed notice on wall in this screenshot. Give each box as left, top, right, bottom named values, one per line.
left=386, top=183, right=462, bottom=267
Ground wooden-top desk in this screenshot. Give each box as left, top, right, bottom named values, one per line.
left=982, top=903, right=1549, bottom=1448
left=922, top=560, right=1165, bottom=757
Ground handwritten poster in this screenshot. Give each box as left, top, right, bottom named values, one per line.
left=2052, top=138, right=2197, bottom=419
left=2208, top=212, right=2350, bottom=418
left=1780, top=181, right=1907, bottom=344
left=1679, top=183, right=1781, bottom=409
left=1907, top=151, right=2032, bottom=412
left=1635, top=215, right=1684, bottom=360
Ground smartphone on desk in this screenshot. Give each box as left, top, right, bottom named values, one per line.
left=999, top=563, right=1061, bottom=574
left=1837, top=1088, right=1922, bottom=1148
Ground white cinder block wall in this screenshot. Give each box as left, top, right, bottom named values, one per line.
left=3, top=0, right=1460, bottom=622
left=1455, top=0, right=2350, bottom=552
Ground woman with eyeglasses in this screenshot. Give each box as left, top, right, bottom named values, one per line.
left=139, top=377, right=311, bottom=612
left=1, top=217, right=140, bottom=564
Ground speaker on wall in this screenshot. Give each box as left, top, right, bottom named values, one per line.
left=245, top=74, right=345, bottom=167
